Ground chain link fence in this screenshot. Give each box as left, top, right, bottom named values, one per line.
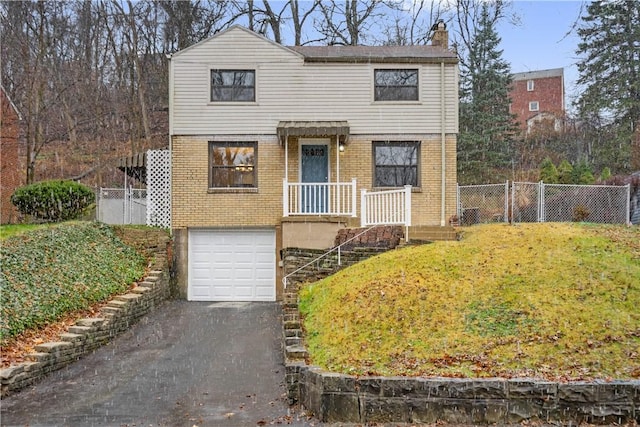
left=97, top=188, right=147, bottom=225
left=458, top=181, right=631, bottom=225
left=457, top=183, right=509, bottom=225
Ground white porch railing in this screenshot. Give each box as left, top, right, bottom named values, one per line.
left=361, top=185, right=412, bottom=227
left=283, top=178, right=357, bottom=217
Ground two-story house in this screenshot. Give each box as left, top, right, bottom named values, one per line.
left=509, top=68, right=565, bottom=133
left=169, top=25, right=459, bottom=302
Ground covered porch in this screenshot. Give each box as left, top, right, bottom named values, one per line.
left=278, top=120, right=356, bottom=217
left=277, top=120, right=413, bottom=226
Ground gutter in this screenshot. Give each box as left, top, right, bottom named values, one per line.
left=440, top=60, right=446, bottom=227
left=167, top=53, right=173, bottom=233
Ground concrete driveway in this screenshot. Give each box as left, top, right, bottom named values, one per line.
left=1, top=301, right=315, bottom=426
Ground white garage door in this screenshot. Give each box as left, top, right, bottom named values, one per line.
left=188, top=229, right=276, bottom=301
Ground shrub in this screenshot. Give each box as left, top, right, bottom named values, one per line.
left=572, top=204, right=590, bottom=222
left=11, top=180, right=95, bottom=222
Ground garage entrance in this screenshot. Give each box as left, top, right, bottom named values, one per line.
left=188, top=229, right=276, bottom=301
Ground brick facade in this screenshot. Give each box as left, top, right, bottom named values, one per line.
left=509, top=68, right=564, bottom=133
left=171, top=134, right=458, bottom=231
left=0, top=88, right=22, bottom=224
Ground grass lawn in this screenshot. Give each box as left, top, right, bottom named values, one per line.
left=0, top=223, right=56, bottom=240
left=299, top=223, right=640, bottom=381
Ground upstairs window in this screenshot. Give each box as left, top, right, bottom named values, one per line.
left=527, top=80, right=535, bottom=91
left=209, top=142, right=257, bottom=188
left=373, top=141, right=419, bottom=187
left=374, top=69, right=419, bottom=101
left=529, top=101, right=539, bottom=112
left=210, top=70, right=255, bottom=102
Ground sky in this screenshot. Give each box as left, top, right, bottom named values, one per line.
left=496, top=1, right=586, bottom=109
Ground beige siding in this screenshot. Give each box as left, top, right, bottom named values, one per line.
left=170, top=27, right=459, bottom=136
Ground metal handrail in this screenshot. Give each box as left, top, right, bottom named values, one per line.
left=282, top=223, right=380, bottom=290
left=282, top=197, right=411, bottom=290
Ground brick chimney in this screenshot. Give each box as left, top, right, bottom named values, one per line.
left=430, top=20, right=448, bottom=49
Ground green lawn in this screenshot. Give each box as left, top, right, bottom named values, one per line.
left=299, top=223, right=640, bottom=380
left=0, top=223, right=55, bottom=240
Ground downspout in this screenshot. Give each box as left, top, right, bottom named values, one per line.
left=167, top=53, right=173, bottom=233
left=440, top=60, right=446, bottom=227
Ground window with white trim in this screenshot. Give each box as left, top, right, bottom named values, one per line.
left=529, top=101, right=539, bottom=112
left=209, top=142, right=257, bottom=188
left=373, top=141, right=420, bottom=187
left=210, top=70, right=255, bottom=102
left=527, top=80, right=535, bottom=91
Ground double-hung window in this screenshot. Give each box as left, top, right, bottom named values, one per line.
left=527, top=80, right=535, bottom=91
left=209, top=142, right=257, bottom=188
left=210, top=70, right=255, bottom=102
left=374, top=69, right=419, bottom=101
left=373, top=141, right=420, bottom=187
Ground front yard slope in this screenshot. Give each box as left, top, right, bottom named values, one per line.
left=298, top=223, right=640, bottom=380
left=0, top=222, right=146, bottom=343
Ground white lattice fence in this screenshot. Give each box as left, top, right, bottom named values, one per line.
left=146, top=149, right=171, bottom=228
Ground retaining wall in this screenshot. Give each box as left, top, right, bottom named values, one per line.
left=1, top=228, right=172, bottom=397
left=298, top=367, right=639, bottom=424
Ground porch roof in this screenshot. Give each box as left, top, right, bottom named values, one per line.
left=277, top=120, right=349, bottom=146
left=117, top=152, right=146, bottom=183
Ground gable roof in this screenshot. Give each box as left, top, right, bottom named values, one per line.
left=289, top=45, right=457, bottom=64
left=167, top=25, right=302, bottom=59
left=168, top=25, right=457, bottom=64
left=512, top=68, right=564, bottom=81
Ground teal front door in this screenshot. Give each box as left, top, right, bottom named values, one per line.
left=301, top=144, right=329, bottom=213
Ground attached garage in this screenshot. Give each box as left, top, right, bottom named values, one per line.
left=188, top=229, right=276, bottom=301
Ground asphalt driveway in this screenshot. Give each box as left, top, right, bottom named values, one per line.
left=1, top=301, right=315, bottom=427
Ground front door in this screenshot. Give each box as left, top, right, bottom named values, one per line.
left=300, top=142, right=329, bottom=213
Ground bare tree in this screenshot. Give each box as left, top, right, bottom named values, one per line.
left=380, top=0, right=449, bottom=46
left=315, top=0, right=402, bottom=46
left=161, top=0, right=235, bottom=52
left=230, top=0, right=287, bottom=43
left=289, top=0, right=320, bottom=45
left=0, top=0, right=240, bottom=186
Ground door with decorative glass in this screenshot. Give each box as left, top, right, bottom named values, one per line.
left=300, top=142, right=329, bottom=213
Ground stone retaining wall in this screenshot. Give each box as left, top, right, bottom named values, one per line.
left=282, top=246, right=640, bottom=424
left=1, top=228, right=172, bottom=397
left=298, top=367, right=639, bottom=424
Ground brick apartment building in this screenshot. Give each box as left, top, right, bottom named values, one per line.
left=1, top=86, right=22, bottom=224
left=509, top=68, right=565, bottom=134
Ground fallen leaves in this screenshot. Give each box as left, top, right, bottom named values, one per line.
left=299, top=223, right=640, bottom=381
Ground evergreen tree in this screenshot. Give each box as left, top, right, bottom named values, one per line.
left=575, top=0, right=640, bottom=172
left=539, top=158, right=558, bottom=183
left=572, top=160, right=595, bottom=185
left=557, top=160, right=574, bottom=184
left=457, top=2, right=518, bottom=184
left=599, top=167, right=612, bottom=182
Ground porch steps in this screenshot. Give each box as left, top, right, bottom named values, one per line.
left=407, top=225, right=457, bottom=242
